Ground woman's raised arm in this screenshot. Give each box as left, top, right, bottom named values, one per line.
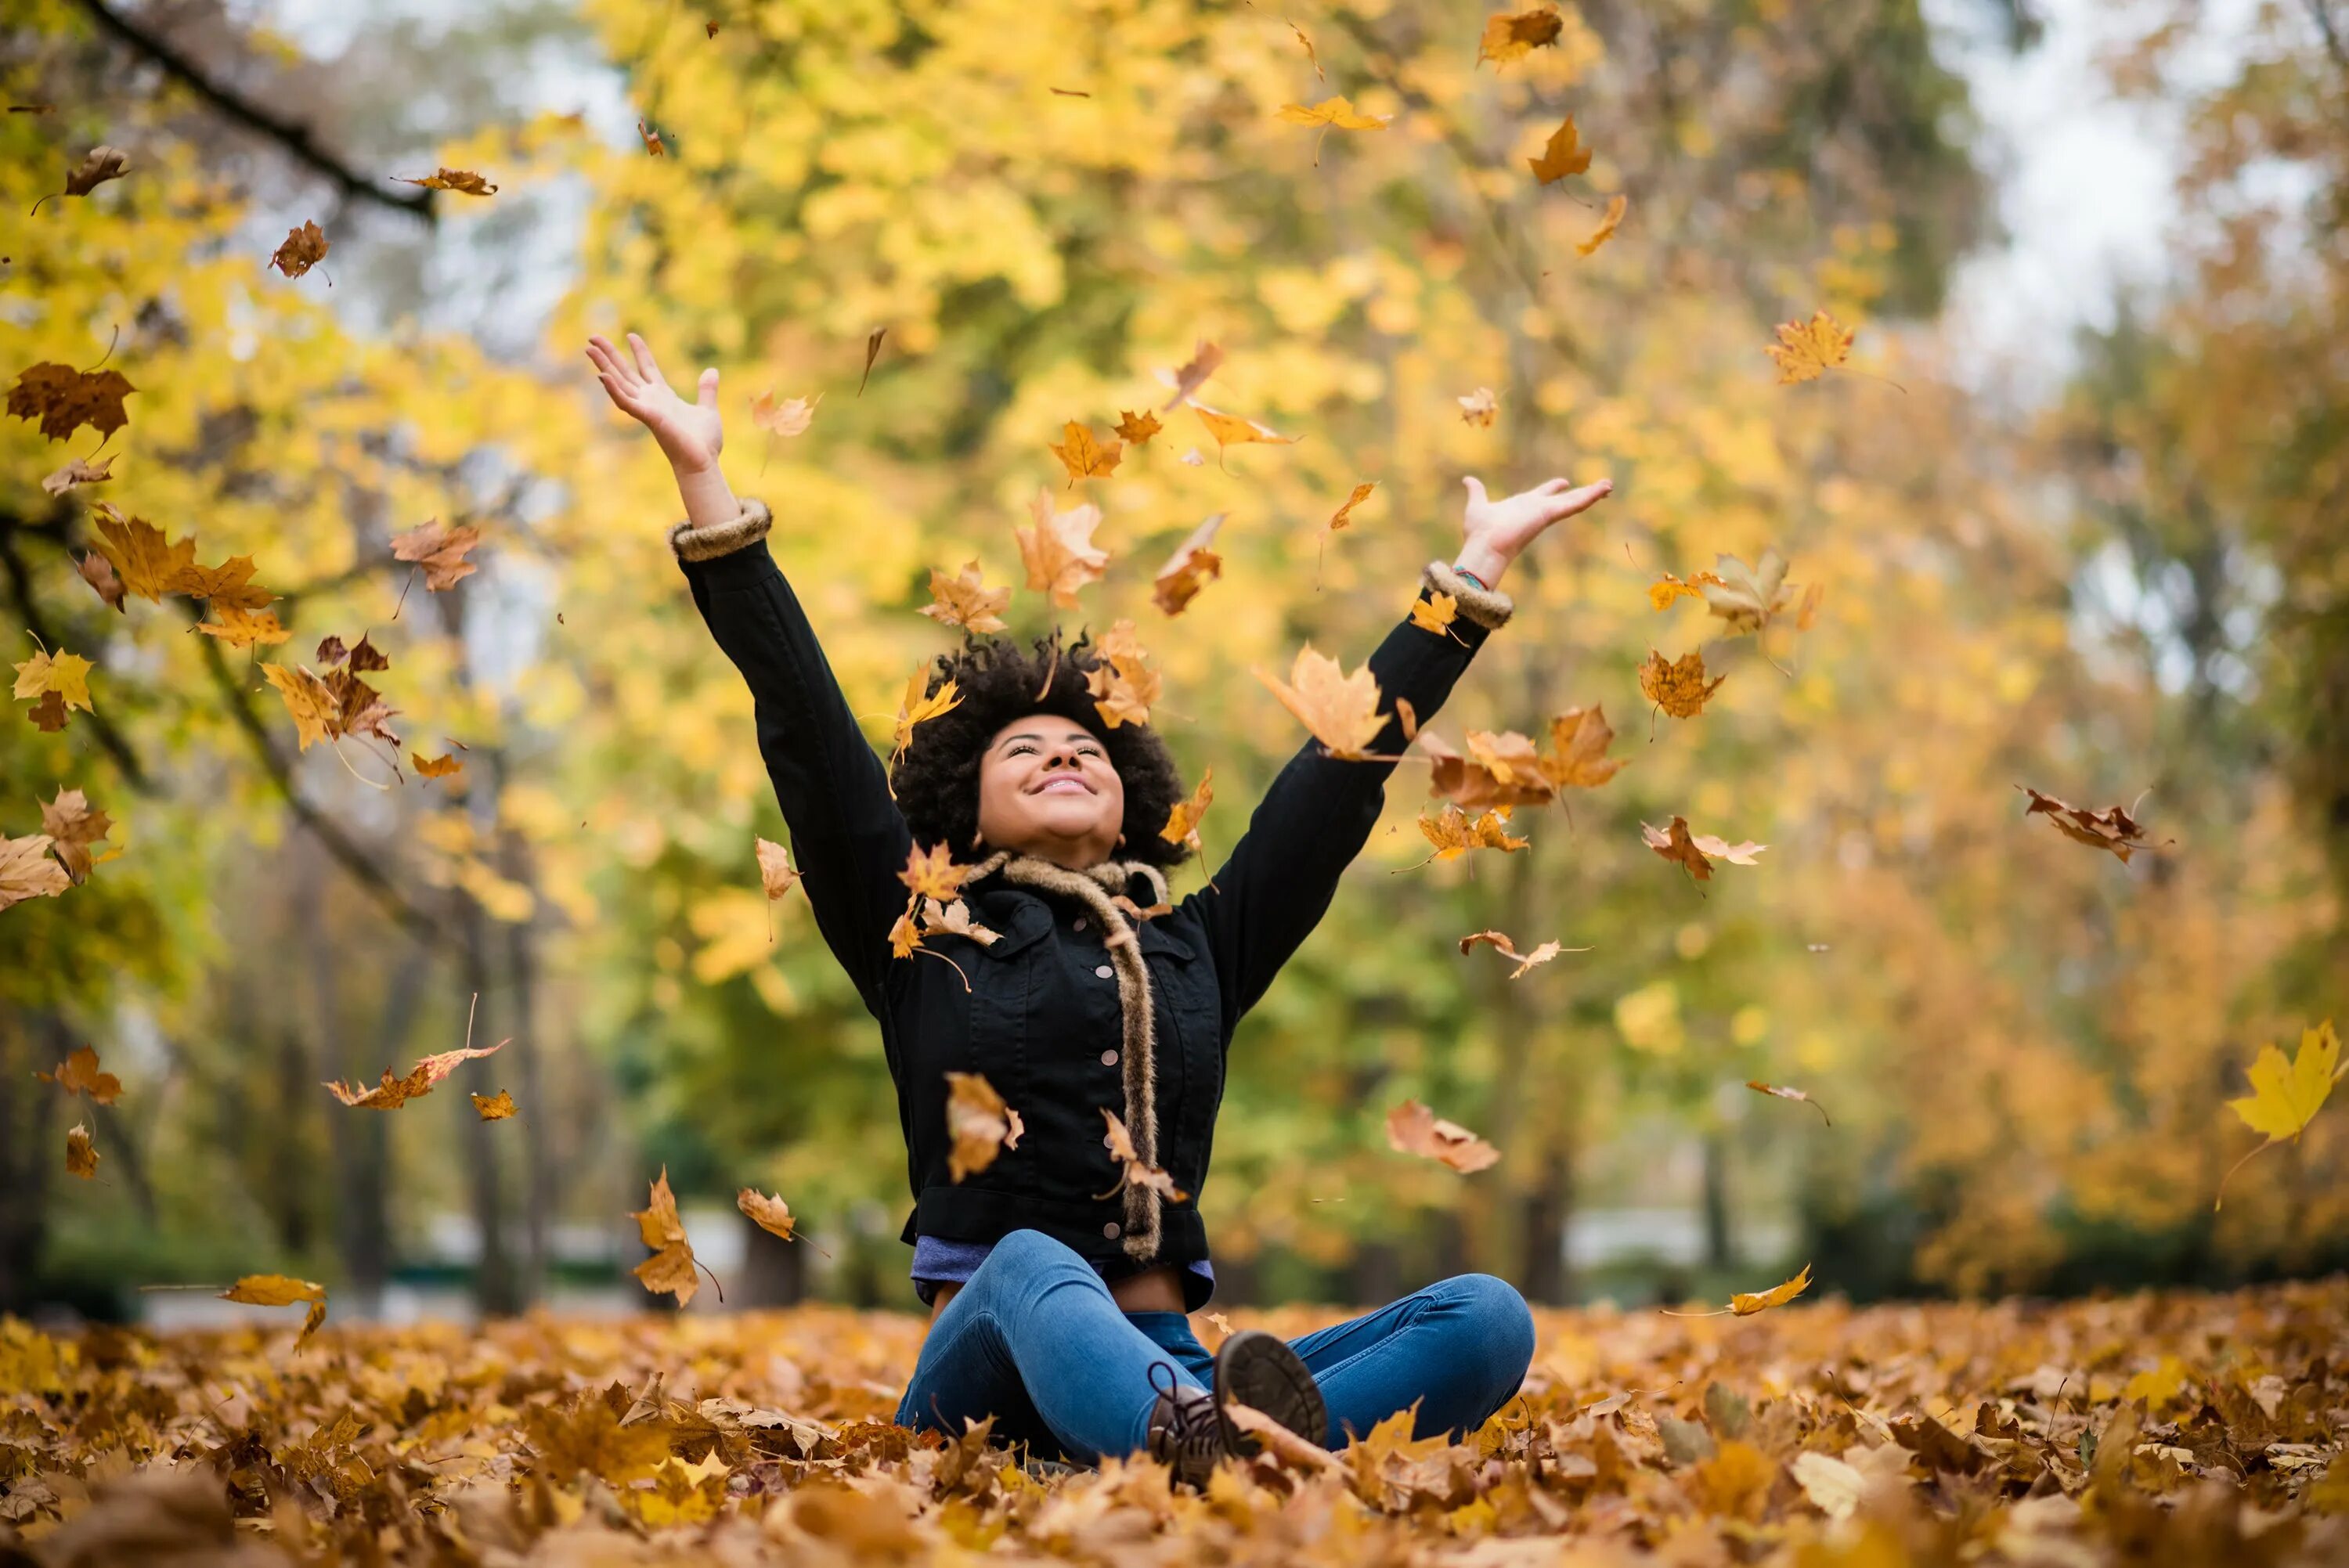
left=1185, top=474, right=1611, bottom=1032
left=590, top=333, right=912, bottom=1004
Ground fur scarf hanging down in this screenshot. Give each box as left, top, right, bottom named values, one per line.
left=966, top=851, right=1173, bottom=1261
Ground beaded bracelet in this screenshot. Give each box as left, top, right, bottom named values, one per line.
left=1453, top=566, right=1490, bottom=592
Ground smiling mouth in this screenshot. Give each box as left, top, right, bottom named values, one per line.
left=1030, top=777, right=1096, bottom=797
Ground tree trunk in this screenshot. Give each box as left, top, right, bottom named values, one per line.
left=737, top=1207, right=807, bottom=1307
left=0, top=1007, right=60, bottom=1315
left=458, top=897, right=518, bottom=1316
left=1701, top=1125, right=1734, bottom=1271
left=499, top=818, right=552, bottom=1304
left=1519, top=1146, right=1573, bottom=1304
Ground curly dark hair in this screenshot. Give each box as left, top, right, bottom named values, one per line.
left=889, top=630, right=1193, bottom=869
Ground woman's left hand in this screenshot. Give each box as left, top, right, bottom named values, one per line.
left=1453, top=474, right=1614, bottom=590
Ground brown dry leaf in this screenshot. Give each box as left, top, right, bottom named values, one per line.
left=893, top=668, right=962, bottom=762
left=1577, top=193, right=1629, bottom=256
left=1157, top=340, right=1225, bottom=410
left=631, top=1168, right=701, bottom=1307
left=413, top=751, right=464, bottom=780
left=1289, top=20, right=1325, bottom=79
left=889, top=909, right=922, bottom=961
left=1048, top=420, right=1123, bottom=485
left=1698, top=550, right=1802, bottom=636
left=271, top=220, right=329, bottom=278
left=390, top=518, right=483, bottom=591
left=2019, top=786, right=2154, bottom=863
left=1478, top=7, right=1564, bottom=65
left=1193, top=402, right=1301, bottom=463
left=27, top=690, right=68, bottom=731
left=736, top=1188, right=805, bottom=1243
left=1457, top=929, right=1583, bottom=978
left=1160, top=766, right=1214, bottom=852
left=1420, top=728, right=1553, bottom=811
left=63, top=144, right=130, bottom=196
left=1732, top=1263, right=1813, bottom=1315
left=1113, top=409, right=1162, bottom=445
left=40, top=788, right=114, bottom=884
left=637, top=119, right=666, bottom=156
left=395, top=167, right=499, bottom=194
left=14, top=646, right=94, bottom=716
left=1643, top=815, right=1766, bottom=881
left=220, top=1274, right=328, bottom=1347
left=919, top=561, right=1011, bottom=634
left=1767, top=310, right=1855, bottom=384
left=1015, top=487, right=1110, bottom=607
left=1329, top=481, right=1377, bottom=530
left=91, top=505, right=193, bottom=601
left=1099, top=1108, right=1189, bottom=1201
left=39, top=1044, right=121, bottom=1104
left=1747, top=1080, right=1832, bottom=1125
left=471, top=1090, right=517, bottom=1120
left=756, top=836, right=801, bottom=902
left=1385, top=1098, right=1502, bottom=1173
left=193, top=605, right=291, bottom=649
left=1085, top=618, right=1160, bottom=729
left=860, top=326, right=887, bottom=395
left=1539, top=705, right=1626, bottom=791
left=42, top=453, right=115, bottom=496
left=750, top=388, right=821, bottom=437
left=264, top=648, right=399, bottom=752
left=324, top=1036, right=505, bottom=1110
left=263, top=663, right=341, bottom=751
left=1458, top=387, right=1499, bottom=427
left=76, top=552, right=125, bottom=612
left=899, top=842, right=970, bottom=904
left=1409, top=593, right=1459, bottom=636
left=1417, top=804, right=1528, bottom=862
left=65, top=1122, right=97, bottom=1180
left=1151, top=513, right=1225, bottom=616
left=1225, top=1400, right=1338, bottom=1472
left=6, top=362, right=135, bottom=443
left=1648, top=569, right=1724, bottom=610
left=1640, top=648, right=1727, bottom=719
left=1, top=833, right=71, bottom=910
left=946, top=1071, right=1023, bottom=1181
left=919, top=896, right=1001, bottom=948
left=1528, top=115, right=1592, bottom=183
left=166, top=553, right=272, bottom=609
left=1255, top=646, right=1386, bottom=759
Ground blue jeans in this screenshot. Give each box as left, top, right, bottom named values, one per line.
left=893, top=1228, right=1535, bottom=1462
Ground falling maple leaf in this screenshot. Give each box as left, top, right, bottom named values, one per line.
left=166, top=554, right=272, bottom=610
left=1014, top=487, right=1110, bottom=607
left=263, top=653, right=399, bottom=752
left=918, top=896, right=1001, bottom=948
left=756, top=836, right=800, bottom=903
left=1528, top=115, right=1592, bottom=183
left=889, top=909, right=922, bottom=961
left=1416, top=804, right=1528, bottom=862
left=1577, top=193, right=1629, bottom=256
left=1409, top=593, right=1459, bottom=636
left=918, top=561, right=1011, bottom=634
left=749, top=388, right=821, bottom=437
left=65, top=1122, right=97, bottom=1180
left=1157, top=340, right=1225, bottom=409
left=1640, top=648, right=1727, bottom=719
left=1747, top=1080, right=1832, bottom=1126
left=1151, top=513, right=1225, bottom=616
left=1290, top=20, right=1325, bottom=78
left=1478, top=6, right=1565, bottom=64
left=945, top=1072, right=1023, bottom=1181
left=324, top=1034, right=505, bottom=1110
left=1329, top=481, right=1377, bottom=531
left=193, top=605, right=291, bottom=649
left=1099, top=1108, right=1189, bottom=1201
left=219, top=1274, right=327, bottom=1346
left=899, top=841, right=970, bottom=904
left=2019, top=786, right=2155, bottom=863
left=1457, top=387, right=1499, bottom=427
left=859, top=327, right=887, bottom=395
left=1734, top=1263, right=1813, bottom=1315
left=38, top=1043, right=121, bottom=1103
left=0, top=834, right=70, bottom=910
left=637, top=119, right=666, bottom=156
left=413, top=751, right=464, bottom=780
left=1458, top=929, right=1583, bottom=978
left=1767, top=309, right=1854, bottom=384
left=631, top=1168, right=703, bottom=1307
left=1193, top=402, right=1301, bottom=465
left=395, top=167, right=499, bottom=194
left=1538, top=705, right=1626, bottom=791
left=6, top=362, right=135, bottom=443
left=736, top=1188, right=803, bottom=1242
left=76, top=552, right=124, bottom=611
left=471, top=1090, right=517, bottom=1120
left=63, top=144, right=130, bottom=196
left=1276, top=97, right=1390, bottom=164
left=39, top=789, right=114, bottom=884
left=14, top=645, right=94, bottom=717
left=893, top=669, right=962, bottom=767
left=1648, top=568, right=1724, bottom=610
left=2217, top=1020, right=2343, bottom=1209
left=41, top=453, right=114, bottom=496
left=1160, top=766, right=1214, bottom=852
left=1420, top=728, right=1554, bottom=810
left=1385, top=1098, right=1501, bottom=1173
left=1084, top=619, right=1160, bottom=728
left=1113, top=409, right=1162, bottom=445
left=90, top=506, right=193, bottom=602
left=1255, top=646, right=1386, bottom=759
left=1048, top=420, right=1123, bottom=485
left=390, top=518, right=483, bottom=591
left=270, top=220, right=329, bottom=279
left=1642, top=816, right=1766, bottom=882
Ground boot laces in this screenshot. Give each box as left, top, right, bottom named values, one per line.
left=1146, top=1361, right=1221, bottom=1470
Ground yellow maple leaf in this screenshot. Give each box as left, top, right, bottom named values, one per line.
left=1539, top=705, right=1626, bottom=790
left=1160, top=766, right=1214, bottom=851
left=756, top=836, right=800, bottom=902
left=1329, top=481, right=1377, bottom=530
left=65, top=1123, right=97, bottom=1179
left=1640, top=648, right=1727, bottom=719
left=945, top=1071, right=1023, bottom=1181
left=38, top=790, right=116, bottom=886
left=1048, top=420, right=1123, bottom=485
left=91, top=505, right=193, bottom=601
left=1113, top=409, right=1162, bottom=445
left=1084, top=618, right=1159, bottom=729
left=1527, top=115, right=1592, bottom=183
left=395, top=167, right=498, bottom=195
left=893, top=669, right=962, bottom=759
left=219, top=1274, right=328, bottom=1346
left=193, top=604, right=291, bottom=648
left=1276, top=94, right=1390, bottom=129
left=13, top=647, right=94, bottom=714
left=390, top=519, right=483, bottom=592
left=1151, top=513, right=1225, bottom=616
left=0, top=834, right=71, bottom=911
left=262, top=663, right=341, bottom=751
left=1767, top=309, right=1855, bottom=384
left=1193, top=402, right=1301, bottom=466
left=1731, top=1262, right=1813, bottom=1315
left=2217, top=1021, right=2343, bottom=1209
left=1642, top=816, right=1766, bottom=881
left=1421, top=727, right=1553, bottom=810
left=1457, top=387, right=1499, bottom=427
left=1478, top=7, right=1564, bottom=65
left=899, top=842, right=970, bottom=905
left=1416, top=804, right=1528, bottom=862
left=38, top=1042, right=122, bottom=1102
left=749, top=387, right=820, bottom=437
left=631, top=1167, right=702, bottom=1307
left=918, top=561, right=1011, bottom=634
left=1577, top=193, right=1628, bottom=257
left=471, top=1090, right=517, bottom=1119
left=1409, top=592, right=1459, bottom=636
left=1254, top=645, right=1386, bottom=759
left=1014, top=487, right=1110, bottom=607
left=166, top=554, right=273, bottom=609
left=324, top=1036, right=504, bottom=1110
left=737, top=1188, right=803, bottom=1242
left=413, top=751, right=464, bottom=780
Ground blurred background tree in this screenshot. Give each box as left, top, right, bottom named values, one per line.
left=1, top=0, right=2340, bottom=1322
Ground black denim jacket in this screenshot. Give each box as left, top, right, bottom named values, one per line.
left=677, top=505, right=1504, bottom=1281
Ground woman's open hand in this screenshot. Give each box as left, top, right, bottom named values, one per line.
left=1455, top=474, right=1614, bottom=590
left=586, top=332, right=724, bottom=477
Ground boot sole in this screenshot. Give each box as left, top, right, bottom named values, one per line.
left=1213, top=1329, right=1327, bottom=1457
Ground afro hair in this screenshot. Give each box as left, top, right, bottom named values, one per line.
left=889, top=629, right=1193, bottom=870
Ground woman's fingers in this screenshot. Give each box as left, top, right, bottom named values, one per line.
left=1545, top=479, right=1614, bottom=520
left=626, top=331, right=667, bottom=389
left=1461, top=474, right=1489, bottom=508
left=586, top=337, right=638, bottom=391
left=1536, top=476, right=1576, bottom=496
left=696, top=366, right=720, bottom=411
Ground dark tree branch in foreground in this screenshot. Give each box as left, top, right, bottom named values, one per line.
left=0, top=509, right=153, bottom=793
left=74, top=0, right=435, bottom=221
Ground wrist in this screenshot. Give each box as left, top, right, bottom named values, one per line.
left=1452, top=542, right=1511, bottom=591
left=674, top=463, right=742, bottom=532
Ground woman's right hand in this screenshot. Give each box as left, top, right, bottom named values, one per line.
left=586, top=331, right=724, bottom=476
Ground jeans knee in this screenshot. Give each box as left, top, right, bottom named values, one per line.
left=1443, top=1274, right=1535, bottom=1388
left=984, top=1228, right=1094, bottom=1284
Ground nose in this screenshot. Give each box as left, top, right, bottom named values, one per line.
left=1042, top=742, right=1082, bottom=770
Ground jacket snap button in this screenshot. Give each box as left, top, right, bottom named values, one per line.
left=1093, top=964, right=1113, bottom=979
left=1073, top=916, right=1086, bottom=931
left=1102, top=1221, right=1121, bottom=1239
left=1100, top=1049, right=1118, bottom=1066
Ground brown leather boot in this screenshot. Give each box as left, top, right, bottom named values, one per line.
left=1146, top=1329, right=1326, bottom=1486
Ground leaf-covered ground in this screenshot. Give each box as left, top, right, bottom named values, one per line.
left=4, top=1281, right=2347, bottom=1565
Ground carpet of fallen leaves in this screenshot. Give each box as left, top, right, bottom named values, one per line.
left=5, top=1279, right=2347, bottom=1566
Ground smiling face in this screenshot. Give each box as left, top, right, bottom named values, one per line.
left=974, top=713, right=1128, bottom=869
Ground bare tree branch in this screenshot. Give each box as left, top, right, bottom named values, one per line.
left=0, top=508, right=155, bottom=794
left=2309, top=0, right=2349, bottom=75
left=74, top=0, right=435, bottom=221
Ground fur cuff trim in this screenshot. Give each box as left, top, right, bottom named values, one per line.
left=669, top=497, right=774, bottom=563
left=1422, top=561, right=1514, bottom=629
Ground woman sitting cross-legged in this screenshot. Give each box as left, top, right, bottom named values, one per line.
left=587, top=330, right=1611, bottom=1483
